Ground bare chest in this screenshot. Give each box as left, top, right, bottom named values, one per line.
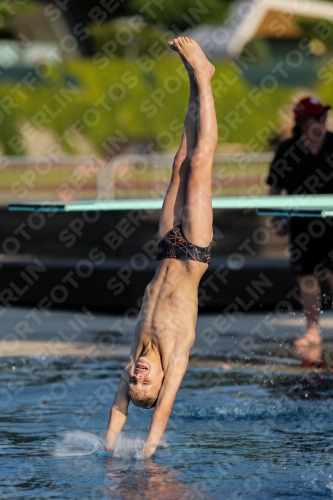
left=137, top=290, right=196, bottom=353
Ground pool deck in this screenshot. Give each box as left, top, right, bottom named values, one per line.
left=1, top=306, right=333, bottom=370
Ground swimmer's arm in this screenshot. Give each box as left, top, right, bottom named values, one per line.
left=105, top=367, right=130, bottom=452
left=144, top=357, right=188, bottom=457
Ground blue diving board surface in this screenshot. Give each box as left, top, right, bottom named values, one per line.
left=7, top=195, right=333, bottom=217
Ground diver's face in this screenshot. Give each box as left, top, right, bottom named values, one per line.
left=129, top=357, right=164, bottom=394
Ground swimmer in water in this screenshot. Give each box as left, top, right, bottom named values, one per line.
left=106, top=37, right=217, bottom=457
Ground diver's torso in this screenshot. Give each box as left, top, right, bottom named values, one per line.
left=134, top=259, right=206, bottom=366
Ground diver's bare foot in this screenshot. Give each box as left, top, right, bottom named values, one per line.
left=168, top=37, right=215, bottom=82
left=295, top=345, right=322, bottom=363
left=294, top=326, right=322, bottom=346
left=168, top=38, right=194, bottom=76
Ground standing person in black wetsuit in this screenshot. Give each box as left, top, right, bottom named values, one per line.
left=267, top=97, right=333, bottom=346
left=106, top=37, right=217, bottom=457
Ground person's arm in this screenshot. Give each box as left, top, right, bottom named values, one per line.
left=268, top=185, right=289, bottom=236
left=266, top=142, right=289, bottom=236
left=143, top=355, right=188, bottom=457
left=266, top=139, right=289, bottom=194
left=105, top=320, right=144, bottom=451
left=105, top=366, right=130, bottom=452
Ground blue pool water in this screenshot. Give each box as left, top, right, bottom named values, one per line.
left=1, top=357, right=333, bottom=499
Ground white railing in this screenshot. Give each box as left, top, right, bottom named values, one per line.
left=98, top=152, right=274, bottom=200
left=0, top=155, right=105, bottom=203
left=0, top=153, right=274, bottom=203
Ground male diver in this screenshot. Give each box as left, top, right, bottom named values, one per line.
left=106, top=37, right=217, bottom=457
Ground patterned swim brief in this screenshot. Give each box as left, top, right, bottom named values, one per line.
left=157, top=226, right=212, bottom=265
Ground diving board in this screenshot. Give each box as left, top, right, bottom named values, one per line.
left=7, top=195, right=333, bottom=217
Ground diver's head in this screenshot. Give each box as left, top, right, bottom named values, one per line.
left=128, top=357, right=164, bottom=409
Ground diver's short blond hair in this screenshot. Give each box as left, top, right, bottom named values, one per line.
left=128, top=385, right=158, bottom=409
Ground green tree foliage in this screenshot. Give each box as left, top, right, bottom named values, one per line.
left=0, top=51, right=333, bottom=156
left=71, top=0, right=234, bottom=31
left=90, top=20, right=166, bottom=58
left=128, top=0, right=231, bottom=31
left=69, top=0, right=129, bottom=25
left=0, top=0, right=36, bottom=24
left=1, top=56, right=295, bottom=155
left=298, top=19, right=333, bottom=46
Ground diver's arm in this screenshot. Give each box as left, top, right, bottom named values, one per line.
left=144, top=356, right=188, bottom=457
left=106, top=319, right=144, bottom=451
left=105, top=367, right=130, bottom=451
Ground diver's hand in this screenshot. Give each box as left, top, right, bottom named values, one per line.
left=143, top=441, right=157, bottom=458
left=105, top=406, right=127, bottom=452
left=105, top=431, right=116, bottom=453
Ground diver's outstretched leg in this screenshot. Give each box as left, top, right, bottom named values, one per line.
left=172, top=37, right=217, bottom=248
left=158, top=40, right=199, bottom=241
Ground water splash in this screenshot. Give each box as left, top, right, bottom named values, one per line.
left=53, top=431, right=168, bottom=459
left=114, top=433, right=146, bottom=458
left=53, top=431, right=104, bottom=457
